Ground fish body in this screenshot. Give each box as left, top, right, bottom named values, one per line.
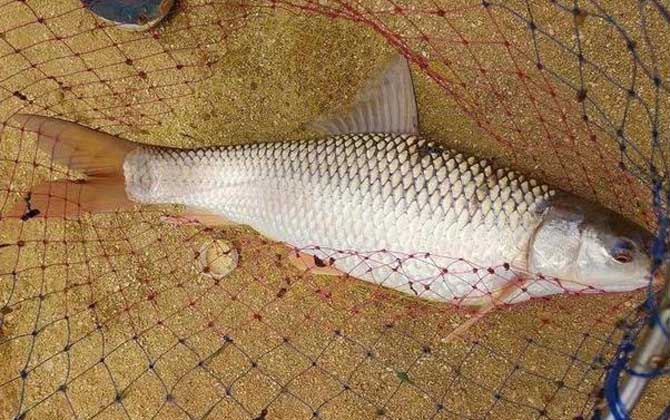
left=10, top=55, right=653, bottom=305
left=124, top=133, right=554, bottom=303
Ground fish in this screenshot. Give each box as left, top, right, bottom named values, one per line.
left=7, top=55, right=653, bottom=308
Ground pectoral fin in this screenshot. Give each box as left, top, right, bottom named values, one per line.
left=441, top=277, right=528, bottom=344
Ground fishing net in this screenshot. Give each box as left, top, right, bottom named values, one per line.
left=0, top=0, right=668, bottom=419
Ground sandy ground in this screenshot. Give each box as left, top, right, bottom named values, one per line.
left=0, top=0, right=669, bottom=419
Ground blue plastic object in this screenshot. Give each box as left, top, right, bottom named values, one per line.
left=82, top=0, right=174, bottom=30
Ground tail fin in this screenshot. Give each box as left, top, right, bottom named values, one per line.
left=7, top=114, right=138, bottom=219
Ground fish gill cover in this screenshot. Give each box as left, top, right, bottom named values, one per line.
left=0, top=1, right=668, bottom=419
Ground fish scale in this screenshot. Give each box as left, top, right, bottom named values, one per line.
left=123, top=133, right=555, bottom=303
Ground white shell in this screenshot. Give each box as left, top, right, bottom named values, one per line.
left=196, top=239, right=239, bottom=280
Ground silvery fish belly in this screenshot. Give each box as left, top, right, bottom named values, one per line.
left=123, top=133, right=555, bottom=304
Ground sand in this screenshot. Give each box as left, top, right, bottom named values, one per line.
left=0, top=1, right=668, bottom=419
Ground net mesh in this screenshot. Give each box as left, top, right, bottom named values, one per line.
left=0, top=0, right=668, bottom=419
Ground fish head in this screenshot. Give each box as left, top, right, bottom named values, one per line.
left=528, top=196, right=653, bottom=293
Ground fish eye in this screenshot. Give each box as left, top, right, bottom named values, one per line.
left=611, top=239, right=635, bottom=264
left=613, top=252, right=633, bottom=264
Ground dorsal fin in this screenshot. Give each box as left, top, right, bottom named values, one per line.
left=309, top=54, right=419, bottom=136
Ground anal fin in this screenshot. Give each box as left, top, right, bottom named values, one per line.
left=160, top=206, right=236, bottom=227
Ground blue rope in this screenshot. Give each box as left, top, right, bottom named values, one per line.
left=601, top=185, right=670, bottom=418
left=602, top=348, right=633, bottom=420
